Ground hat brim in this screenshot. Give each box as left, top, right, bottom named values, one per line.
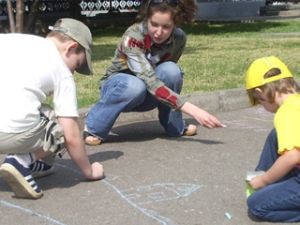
left=76, top=48, right=93, bottom=75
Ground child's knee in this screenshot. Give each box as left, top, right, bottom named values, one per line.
left=247, top=196, right=266, bottom=220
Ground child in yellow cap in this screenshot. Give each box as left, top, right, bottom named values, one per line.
left=245, top=56, right=300, bottom=222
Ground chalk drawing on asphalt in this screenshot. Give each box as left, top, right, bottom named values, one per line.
left=58, top=163, right=201, bottom=225
left=122, top=183, right=201, bottom=205
left=0, top=162, right=202, bottom=225
left=0, top=199, right=66, bottom=225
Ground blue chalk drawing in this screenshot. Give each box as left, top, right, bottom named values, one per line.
left=0, top=200, right=66, bottom=225
left=122, top=183, right=201, bottom=205
left=105, top=180, right=201, bottom=225
left=0, top=163, right=201, bottom=225
left=57, top=163, right=202, bottom=225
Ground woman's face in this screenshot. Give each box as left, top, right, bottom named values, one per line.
left=147, top=11, right=175, bottom=44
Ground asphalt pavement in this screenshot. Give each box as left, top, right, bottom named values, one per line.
left=0, top=88, right=290, bottom=225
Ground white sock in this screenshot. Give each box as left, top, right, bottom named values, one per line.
left=7, top=153, right=36, bottom=168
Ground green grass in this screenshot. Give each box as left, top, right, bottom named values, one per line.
left=74, top=19, right=300, bottom=108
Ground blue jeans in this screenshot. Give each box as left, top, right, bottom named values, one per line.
left=86, top=61, right=186, bottom=140
left=247, top=129, right=300, bottom=222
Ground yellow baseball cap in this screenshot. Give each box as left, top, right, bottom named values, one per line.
left=245, top=56, right=293, bottom=90
left=49, top=18, right=93, bottom=75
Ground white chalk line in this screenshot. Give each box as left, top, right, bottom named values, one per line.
left=0, top=162, right=197, bottom=225
left=56, top=163, right=176, bottom=225
left=0, top=199, right=66, bottom=225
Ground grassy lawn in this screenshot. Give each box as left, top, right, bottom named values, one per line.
left=74, top=19, right=300, bottom=108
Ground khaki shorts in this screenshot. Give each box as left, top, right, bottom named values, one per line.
left=0, top=105, right=65, bottom=156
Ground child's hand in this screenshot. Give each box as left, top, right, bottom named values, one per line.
left=249, top=175, right=267, bottom=190
left=89, top=162, right=104, bottom=180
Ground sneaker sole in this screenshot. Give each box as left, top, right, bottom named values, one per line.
left=0, top=164, right=43, bottom=199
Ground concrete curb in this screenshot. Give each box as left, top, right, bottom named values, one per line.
left=79, top=87, right=250, bottom=125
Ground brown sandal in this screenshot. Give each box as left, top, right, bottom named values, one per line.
left=183, top=124, right=197, bottom=136
left=83, top=131, right=102, bottom=146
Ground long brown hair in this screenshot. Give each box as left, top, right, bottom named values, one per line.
left=136, top=0, right=197, bottom=25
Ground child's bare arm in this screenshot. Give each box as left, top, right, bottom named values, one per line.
left=250, top=148, right=300, bottom=189
left=58, top=117, right=104, bottom=180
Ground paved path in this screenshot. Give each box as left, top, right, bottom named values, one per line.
left=1, top=101, right=288, bottom=225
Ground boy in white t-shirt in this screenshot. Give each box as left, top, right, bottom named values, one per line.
left=0, top=18, right=104, bottom=199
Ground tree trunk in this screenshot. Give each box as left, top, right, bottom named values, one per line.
left=6, top=0, right=15, bottom=32
left=16, top=0, right=24, bottom=32
left=25, top=0, right=40, bottom=33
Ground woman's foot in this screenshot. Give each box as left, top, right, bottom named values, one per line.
left=83, top=131, right=102, bottom=146
left=183, top=124, right=197, bottom=136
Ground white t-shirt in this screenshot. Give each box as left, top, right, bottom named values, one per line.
left=0, top=33, right=79, bottom=133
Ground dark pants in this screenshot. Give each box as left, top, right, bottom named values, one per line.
left=247, top=129, right=300, bottom=222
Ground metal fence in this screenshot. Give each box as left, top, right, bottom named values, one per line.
left=0, top=0, right=142, bottom=21
left=1, top=0, right=296, bottom=25
left=80, top=0, right=141, bottom=17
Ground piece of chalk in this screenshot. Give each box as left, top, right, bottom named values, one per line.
left=221, top=123, right=227, bottom=128
left=225, top=212, right=232, bottom=220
